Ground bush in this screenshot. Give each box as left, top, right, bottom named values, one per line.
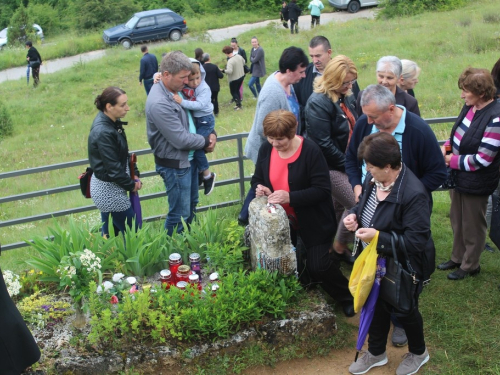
left=7, top=4, right=34, bottom=47
left=0, top=100, right=13, bottom=139
left=378, top=0, right=469, bottom=18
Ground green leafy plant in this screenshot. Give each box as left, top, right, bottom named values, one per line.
left=0, top=100, right=13, bottom=139
left=25, top=217, right=117, bottom=282
left=58, top=248, right=102, bottom=305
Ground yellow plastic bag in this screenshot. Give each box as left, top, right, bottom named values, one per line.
left=348, top=231, right=379, bottom=313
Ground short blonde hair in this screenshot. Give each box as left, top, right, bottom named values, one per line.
left=313, top=55, right=357, bottom=102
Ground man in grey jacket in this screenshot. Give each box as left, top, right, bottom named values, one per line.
left=146, top=51, right=217, bottom=235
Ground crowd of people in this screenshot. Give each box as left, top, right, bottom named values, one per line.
left=88, top=33, right=500, bottom=375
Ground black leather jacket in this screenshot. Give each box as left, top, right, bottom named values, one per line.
left=304, top=92, right=357, bottom=171
left=88, top=111, right=138, bottom=192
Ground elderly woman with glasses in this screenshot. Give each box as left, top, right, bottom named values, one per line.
left=304, top=55, right=358, bottom=263
left=356, top=55, right=420, bottom=117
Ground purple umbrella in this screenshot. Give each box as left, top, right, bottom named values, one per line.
left=354, top=256, right=386, bottom=362
left=26, top=65, right=30, bottom=85
left=129, top=153, right=143, bottom=228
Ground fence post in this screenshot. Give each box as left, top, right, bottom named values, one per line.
left=237, top=134, right=246, bottom=202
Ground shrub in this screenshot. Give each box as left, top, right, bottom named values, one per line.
left=378, top=0, right=469, bottom=18
left=7, top=4, right=35, bottom=47
left=0, top=100, right=14, bottom=139
left=483, top=13, right=500, bottom=24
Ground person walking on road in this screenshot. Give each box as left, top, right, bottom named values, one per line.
left=308, top=0, right=324, bottom=28
left=25, top=41, right=42, bottom=88
left=288, top=0, right=302, bottom=34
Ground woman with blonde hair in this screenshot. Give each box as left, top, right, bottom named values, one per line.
left=304, top=55, right=358, bottom=263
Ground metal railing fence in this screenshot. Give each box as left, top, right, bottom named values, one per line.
left=0, top=117, right=456, bottom=252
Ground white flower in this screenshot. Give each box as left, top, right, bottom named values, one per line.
left=96, top=285, right=103, bottom=294
left=112, top=273, right=125, bottom=282
left=3, top=270, right=21, bottom=297
left=126, top=276, right=137, bottom=285
left=103, top=281, right=113, bottom=291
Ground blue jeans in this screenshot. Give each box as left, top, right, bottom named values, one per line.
left=156, top=163, right=199, bottom=236
left=192, top=115, right=215, bottom=173
left=143, top=78, right=154, bottom=95
left=248, top=76, right=261, bottom=98
left=101, top=206, right=136, bottom=237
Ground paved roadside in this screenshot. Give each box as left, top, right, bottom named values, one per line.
left=0, top=9, right=374, bottom=84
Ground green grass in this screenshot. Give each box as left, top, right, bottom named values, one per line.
left=1, top=2, right=500, bottom=372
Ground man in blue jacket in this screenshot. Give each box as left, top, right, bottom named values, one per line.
left=139, top=45, right=158, bottom=95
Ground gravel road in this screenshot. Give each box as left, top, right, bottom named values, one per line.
left=0, top=9, right=374, bottom=84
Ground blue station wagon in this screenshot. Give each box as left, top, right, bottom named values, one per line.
left=103, top=9, right=187, bottom=49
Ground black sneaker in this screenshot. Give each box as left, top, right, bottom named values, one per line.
left=198, top=172, right=204, bottom=186
left=203, top=173, right=216, bottom=196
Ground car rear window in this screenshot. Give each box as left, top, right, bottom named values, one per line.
left=156, top=14, right=175, bottom=25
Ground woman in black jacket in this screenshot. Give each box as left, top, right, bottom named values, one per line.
left=252, top=110, right=354, bottom=317
left=25, top=41, right=42, bottom=87
left=344, top=132, right=430, bottom=375
left=0, top=267, right=41, bottom=374
left=88, top=87, right=142, bottom=237
left=305, top=55, right=358, bottom=263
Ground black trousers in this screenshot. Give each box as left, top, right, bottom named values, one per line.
left=290, top=19, right=298, bottom=34
left=296, top=234, right=353, bottom=306
left=368, top=298, right=426, bottom=356
left=229, top=76, right=244, bottom=108
left=211, top=90, right=220, bottom=115
left=32, top=66, right=40, bottom=87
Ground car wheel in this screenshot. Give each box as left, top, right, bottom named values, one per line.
left=347, top=0, right=361, bottom=13
left=121, top=39, right=132, bottom=49
left=169, top=30, right=182, bottom=42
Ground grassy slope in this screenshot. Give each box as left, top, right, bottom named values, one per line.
left=1, top=1, right=500, bottom=373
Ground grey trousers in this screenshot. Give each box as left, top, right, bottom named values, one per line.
left=449, top=189, right=488, bottom=271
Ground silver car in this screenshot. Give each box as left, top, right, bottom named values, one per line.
left=328, top=0, right=379, bottom=13
left=0, top=23, right=44, bottom=49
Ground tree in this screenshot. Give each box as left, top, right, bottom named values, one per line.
left=8, top=4, right=34, bottom=47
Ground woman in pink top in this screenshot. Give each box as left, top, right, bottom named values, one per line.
left=251, top=110, right=354, bottom=317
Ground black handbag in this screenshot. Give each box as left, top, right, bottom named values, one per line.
left=379, top=232, right=420, bottom=315
left=489, top=194, right=500, bottom=249
left=29, top=59, right=41, bottom=69
left=78, top=167, right=93, bottom=198
left=243, top=64, right=250, bottom=74
left=441, top=167, right=456, bottom=189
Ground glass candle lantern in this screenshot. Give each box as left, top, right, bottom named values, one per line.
left=176, top=265, right=191, bottom=283
left=189, top=273, right=202, bottom=291
left=169, top=253, right=183, bottom=283
left=189, top=253, right=202, bottom=281
left=159, top=269, right=173, bottom=289
left=176, top=281, right=188, bottom=290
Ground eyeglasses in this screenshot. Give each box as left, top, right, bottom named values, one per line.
left=341, top=79, right=357, bottom=88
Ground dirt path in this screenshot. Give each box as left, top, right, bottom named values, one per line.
left=243, top=315, right=409, bottom=375
left=0, top=9, right=374, bottom=84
